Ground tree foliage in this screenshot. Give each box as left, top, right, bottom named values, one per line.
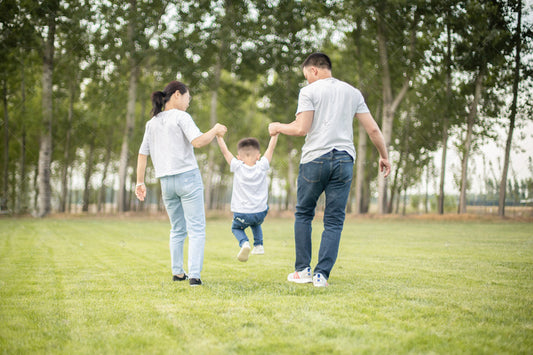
left=0, top=0, right=531, bottom=215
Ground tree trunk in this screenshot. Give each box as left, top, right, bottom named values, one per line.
left=19, top=125, right=27, bottom=213
left=376, top=16, right=392, bottom=214
left=350, top=17, right=364, bottom=215
left=361, top=105, right=380, bottom=214
left=117, top=65, right=139, bottom=212
left=394, top=183, right=401, bottom=214
left=98, top=141, right=112, bottom=213
left=401, top=187, right=407, bottom=216
left=499, top=0, right=522, bottom=217
left=67, top=166, right=73, bottom=213
left=438, top=20, right=452, bottom=215
left=285, top=139, right=296, bottom=211
left=376, top=13, right=412, bottom=214
left=18, top=58, right=28, bottom=214
left=60, top=86, right=74, bottom=212
left=82, top=138, right=96, bottom=212
left=2, top=76, right=8, bottom=211
left=117, top=0, right=139, bottom=213
left=425, top=164, right=430, bottom=213
left=354, top=121, right=367, bottom=214
left=37, top=11, right=56, bottom=217
left=458, top=71, right=484, bottom=214
left=204, top=53, right=222, bottom=210
left=387, top=149, right=404, bottom=213
left=33, top=163, right=38, bottom=212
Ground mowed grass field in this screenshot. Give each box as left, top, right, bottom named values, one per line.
left=0, top=215, right=532, bottom=354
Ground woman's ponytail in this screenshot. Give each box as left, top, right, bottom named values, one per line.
left=150, top=91, right=166, bottom=117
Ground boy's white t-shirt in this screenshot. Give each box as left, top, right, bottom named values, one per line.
left=230, top=157, right=270, bottom=213
left=296, top=77, right=370, bottom=164
left=139, top=109, right=203, bottom=178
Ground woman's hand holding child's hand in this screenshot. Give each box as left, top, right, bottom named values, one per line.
left=214, top=123, right=227, bottom=137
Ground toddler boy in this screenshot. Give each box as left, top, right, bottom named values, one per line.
left=216, top=134, right=278, bottom=261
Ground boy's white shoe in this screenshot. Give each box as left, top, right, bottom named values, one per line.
left=251, top=245, right=264, bottom=255
left=313, top=273, right=328, bottom=287
left=237, top=241, right=251, bottom=262
left=287, top=267, right=313, bottom=283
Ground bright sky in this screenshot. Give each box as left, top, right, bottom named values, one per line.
left=429, top=120, right=533, bottom=195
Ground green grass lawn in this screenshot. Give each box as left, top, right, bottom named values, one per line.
left=0, top=216, right=532, bottom=354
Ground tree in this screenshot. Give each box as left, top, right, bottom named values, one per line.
left=329, top=2, right=381, bottom=214
left=36, top=0, right=59, bottom=217
left=499, top=0, right=523, bottom=216
left=455, top=0, right=512, bottom=214
left=374, top=1, right=424, bottom=214
left=175, top=0, right=267, bottom=209
left=102, top=0, right=170, bottom=212
left=436, top=1, right=458, bottom=215
left=253, top=0, right=321, bottom=210
left=53, top=0, right=92, bottom=212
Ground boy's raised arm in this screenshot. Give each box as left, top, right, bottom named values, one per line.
left=263, top=134, right=279, bottom=163
left=216, top=136, right=234, bottom=165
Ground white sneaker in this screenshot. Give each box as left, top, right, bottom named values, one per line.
left=313, top=273, right=328, bottom=287
left=287, top=267, right=313, bottom=283
left=251, top=245, right=264, bottom=255
left=237, top=241, right=251, bottom=262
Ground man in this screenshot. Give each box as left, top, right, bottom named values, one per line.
left=269, top=52, right=391, bottom=287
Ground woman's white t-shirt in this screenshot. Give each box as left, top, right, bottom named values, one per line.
left=296, top=77, right=370, bottom=164
left=139, top=109, right=203, bottom=178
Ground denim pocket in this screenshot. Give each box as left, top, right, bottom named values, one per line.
left=160, top=177, right=172, bottom=200
left=339, top=161, right=354, bottom=183
left=177, top=170, right=203, bottom=196
left=300, top=161, right=322, bottom=183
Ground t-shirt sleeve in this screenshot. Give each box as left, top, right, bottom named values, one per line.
left=230, top=157, right=241, bottom=173
left=355, top=89, right=370, bottom=113
left=258, top=156, right=270, bottom=171
left=296, top=87, right=315, bottom=115
left=139, top=121, right=151, bottom=155
left=178, top=113, right=203, bottom=143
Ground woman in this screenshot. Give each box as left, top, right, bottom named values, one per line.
left=135, top=80, right=226, bottom=286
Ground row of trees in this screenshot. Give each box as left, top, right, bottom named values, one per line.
left=1, top=0, right=531, bottom=217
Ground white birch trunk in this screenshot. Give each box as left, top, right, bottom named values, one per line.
left=458, top=72, right=483, bottom=214
left=37, top=15, right=56, bottom=217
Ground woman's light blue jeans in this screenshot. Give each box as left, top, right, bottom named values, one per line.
left=294, top=150, right=354, bottom=279
left=160, top=169, right=205, bottom=279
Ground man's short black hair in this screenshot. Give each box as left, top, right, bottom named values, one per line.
left=302, top=52, right=332, bottom=70
left=237, top=137, right=260, bottom=152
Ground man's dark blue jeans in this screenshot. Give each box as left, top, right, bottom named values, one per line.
left=294, top=149, right=354, bottom=279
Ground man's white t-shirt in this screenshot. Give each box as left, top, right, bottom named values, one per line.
left=230, top=157, right=270, bottom=213
left=139, top=109, right=203, bottom=178
left=296, top=77, right=370, bottom=164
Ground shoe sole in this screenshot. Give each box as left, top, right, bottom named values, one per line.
left=287, top=275, right=313, bottom=283
left=237, top=246, right=251, bottom=262
left=313, top=283, right=328, bottom=287
left=251, top=251, right=264, bottom=255
left=289, top=279, right=313, bottom=284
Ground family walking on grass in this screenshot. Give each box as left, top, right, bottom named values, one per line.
left=135, top=52, right=391, bottom=287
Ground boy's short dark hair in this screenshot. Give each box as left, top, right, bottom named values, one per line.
left=237, top=137, right=260, bottom=152
left=302, top=52, right=332, bottom=70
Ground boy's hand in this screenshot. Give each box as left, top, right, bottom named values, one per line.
left=216, top=132, right=234, bottom=165
left=214, top=123, right=227, bottom=137
left=268, top=122, right=280, bottom=136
